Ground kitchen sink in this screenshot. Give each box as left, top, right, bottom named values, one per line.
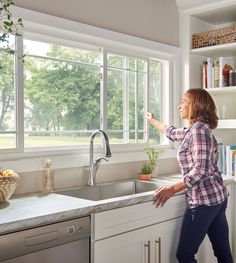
left=57, top=180, right=159, bottom=201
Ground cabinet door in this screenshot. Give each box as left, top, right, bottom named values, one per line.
left=92, top=227, right=149, bottom=263
left=150, top=217, right=183, bottom=263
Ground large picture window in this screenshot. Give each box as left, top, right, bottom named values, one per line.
left=0, top=10, right=176, bottom=153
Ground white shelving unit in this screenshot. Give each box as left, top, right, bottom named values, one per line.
left=190, top=35, right=236, bottom=130
left=177, top=1, right=236, bottom=260
left=179, top=1, right=236, bottom=133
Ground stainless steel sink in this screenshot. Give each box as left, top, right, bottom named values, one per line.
left=57, top=180, right=159, bottom=201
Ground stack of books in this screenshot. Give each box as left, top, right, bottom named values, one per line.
left=202, top=57, right=235, bottom=89
left=218, top=143, right=236, bottom=176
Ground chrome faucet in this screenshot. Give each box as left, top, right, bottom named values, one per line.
left=88, top=129, right=112, bottom=186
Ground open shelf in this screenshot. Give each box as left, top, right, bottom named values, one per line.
left=191, top=42, right=236, bottom=58
left=206, top=86, right=236, bottom=95
left=217, top=119, right=236, bottom=129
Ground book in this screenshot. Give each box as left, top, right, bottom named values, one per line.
left=217, top=143, right=224, bottom=173
left=213, top=59, right=219, bottom=88
left=207, top=57, right=213, bottom=89
left=225, top=145, right=231, bottom=175
left=231, top=149, right=236, bottom=176
left=224, top=144, right=236, bottom=176
left=202, top=61, right=207, bottom=89
left=223, top=145, right=227, bottom=175
left=234, top=154, right=236, bottom=177
left=218, top=144, right=235, bottom=175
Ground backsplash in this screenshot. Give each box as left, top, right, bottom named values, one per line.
left=13, top=158, right=179, bottom=196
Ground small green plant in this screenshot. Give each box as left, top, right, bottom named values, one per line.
left=145, top=147, right=164, bottom=167
left=140, top=163, right=153, bottom=174
left=140, top=147, right=164, bottom=174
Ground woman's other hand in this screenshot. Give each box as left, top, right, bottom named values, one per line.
left=153, top=185, right=175, bottom=207
left=153, top=181, right=187, bottom=207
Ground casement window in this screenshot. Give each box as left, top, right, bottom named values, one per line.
left=0, top=8, right=177, bottom=154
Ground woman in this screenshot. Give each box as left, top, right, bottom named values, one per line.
left=147, top=88, right=233, bottom=263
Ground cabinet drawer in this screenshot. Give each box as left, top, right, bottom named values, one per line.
left=93, top=194, right=186, bottom=240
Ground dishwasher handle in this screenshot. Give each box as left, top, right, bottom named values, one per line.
left=0, top=216, right=91, bottom=261
left=25, top=230, right=59, bottom=247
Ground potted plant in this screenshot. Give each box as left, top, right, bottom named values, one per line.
left=138, top=147, right=164, bottom=180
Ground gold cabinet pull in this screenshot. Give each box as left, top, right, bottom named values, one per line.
left=144, top=240, right=151, bottom=263
left=155, top=237, right=161, bottom=263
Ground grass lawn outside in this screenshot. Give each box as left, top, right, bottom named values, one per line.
left=0, top=135, right=158, bottom=149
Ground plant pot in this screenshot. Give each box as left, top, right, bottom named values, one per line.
left=138, top=173, right=151, bottom=181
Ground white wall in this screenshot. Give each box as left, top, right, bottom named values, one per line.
left=14, top=0, right=179, bottom=47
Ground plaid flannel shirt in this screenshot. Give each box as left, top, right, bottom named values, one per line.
left=166, top=121, right=227, bottom=208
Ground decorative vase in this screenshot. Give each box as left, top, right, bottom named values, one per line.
left=151, top=166, right=159, bottom=178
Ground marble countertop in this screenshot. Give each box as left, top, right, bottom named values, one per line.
left=0, top=174, right=234, bottom=235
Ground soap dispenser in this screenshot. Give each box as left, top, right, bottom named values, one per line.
left=43, top=159, right=54, bottom=193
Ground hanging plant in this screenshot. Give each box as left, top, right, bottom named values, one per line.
left=0, top=0, right=23, bottom=54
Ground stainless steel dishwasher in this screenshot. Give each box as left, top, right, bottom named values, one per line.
left=0, top=216, right=90, bottom=263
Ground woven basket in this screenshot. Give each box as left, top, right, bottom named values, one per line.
left=192, top=24, right=236, bottom=49
left=0, top=174, right=20, bottom=204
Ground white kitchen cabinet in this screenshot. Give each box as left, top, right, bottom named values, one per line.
left=93, top=217, right=182, bottom=263
left=91, top=195, right=186, bottom=263
left=93, top=227, right=149, bottom=263
left=92, top=195, right=186, bottom=240
left=150, top=217, right=182, bottom=263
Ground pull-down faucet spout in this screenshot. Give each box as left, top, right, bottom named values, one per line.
left=88, top=129, right=112, bottom=186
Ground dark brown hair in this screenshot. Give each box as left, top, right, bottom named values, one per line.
left=185, top=88, right=218, bottom=129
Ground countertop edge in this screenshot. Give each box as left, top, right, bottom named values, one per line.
left=0, top=175, right=234, bottom=235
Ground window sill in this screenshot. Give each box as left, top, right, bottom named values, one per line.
left=0, top=145, right=177, bottom=173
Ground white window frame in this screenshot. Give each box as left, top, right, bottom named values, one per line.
left=0, top=6, right=180, bottom=172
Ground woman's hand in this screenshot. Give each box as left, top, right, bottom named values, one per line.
left=153, top=185, right=175, bottom=207
left=146, top=112, right=154, bottom=122
left=153, top=181, right=187, bottom=207
left=146, top=112, right=166, bottom=134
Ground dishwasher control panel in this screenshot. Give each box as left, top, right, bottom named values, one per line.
left=0, top=216, right=91, bottom=261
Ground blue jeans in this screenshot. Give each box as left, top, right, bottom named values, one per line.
left=176, top=199, right=233, bottom=263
